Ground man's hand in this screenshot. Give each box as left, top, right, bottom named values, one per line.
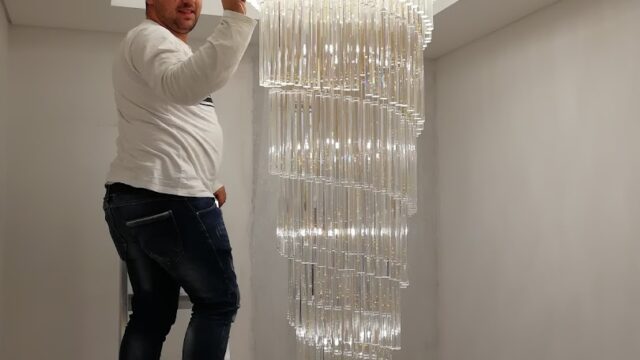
left=222, top=0, right=246, bottom=15
left=214, top=186, right=227, bottom=207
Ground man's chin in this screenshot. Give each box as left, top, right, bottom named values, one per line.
left=174, top=22, right=197, bottom=35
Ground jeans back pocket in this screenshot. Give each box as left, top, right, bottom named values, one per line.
left=126, top=210, right=184, bottom=264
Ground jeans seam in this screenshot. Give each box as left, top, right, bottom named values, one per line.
left=196, top=203, right=218, bottom=215
left=105, top=203, right=128, bottom=260
left=186, top=199, right=236, bottom=301
left=184, top=198, right=218, bottom=215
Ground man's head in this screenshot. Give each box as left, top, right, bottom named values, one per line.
left=146, top=0, right=202, bottom=40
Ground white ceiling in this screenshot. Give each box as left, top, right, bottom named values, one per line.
left=425, top=0, right=561, bottom=58
left=3, top=0, right=561, bottom=58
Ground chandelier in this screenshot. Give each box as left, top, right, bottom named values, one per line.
left=258, top=1, right=434, bottom=358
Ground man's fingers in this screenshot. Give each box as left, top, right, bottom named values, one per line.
left=217, top=194, right=226, bottom=207
left=214, top=186, right=227, bottom=207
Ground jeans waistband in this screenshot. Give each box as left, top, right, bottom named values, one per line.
left=104, top=182, right=166, bottom=198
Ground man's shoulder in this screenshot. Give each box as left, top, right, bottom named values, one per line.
left=125, top=20, right=189, bottom=55
left=125, top=20, right=168, bottom=44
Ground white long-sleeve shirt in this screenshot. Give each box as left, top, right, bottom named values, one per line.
left=106, top=10, right=256, bottom=197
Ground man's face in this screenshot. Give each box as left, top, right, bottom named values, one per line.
left=149, top=0, right=202, bottom=35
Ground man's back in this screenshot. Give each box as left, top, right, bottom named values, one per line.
left=108, top=11, right=256, bottom=197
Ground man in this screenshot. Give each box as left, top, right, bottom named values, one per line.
left=102, top=0, right=255, bottom=359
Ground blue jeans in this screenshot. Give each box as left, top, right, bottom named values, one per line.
left=103, top=182, right=240, bottom=360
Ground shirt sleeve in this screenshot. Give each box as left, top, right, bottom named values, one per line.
left=128, top=10, right=257, bottom=106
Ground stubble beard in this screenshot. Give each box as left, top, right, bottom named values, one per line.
left=157, top=6, right=199, bottom=36
left=172, top=18, right=198, bottom=35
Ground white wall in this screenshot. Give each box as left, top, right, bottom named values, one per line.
left=435, top=0, right=640, bottom=359
left=250, top=54, right=438, bottom=360
left=3, top=26, right=256, bottom=360
left=397, top=60, right=438, bottom=360
left=0, top=1, right=10, bottom=354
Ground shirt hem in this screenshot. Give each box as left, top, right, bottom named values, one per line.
left=106, top=173, right=214, bottom=198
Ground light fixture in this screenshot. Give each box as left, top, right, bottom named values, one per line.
left=259, top=1, right=434, bottom=359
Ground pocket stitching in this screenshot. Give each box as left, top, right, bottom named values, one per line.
left=125, top=210, right=185, bottom=263
left=195, top=203, right=218, bottom=216
left=125, top=210, right=173, bottom=227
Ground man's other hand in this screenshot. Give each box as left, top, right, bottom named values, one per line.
left=214, top=186, right=227, bottom=207
left=222, top=0, right=247, bottom=15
